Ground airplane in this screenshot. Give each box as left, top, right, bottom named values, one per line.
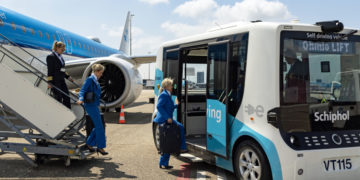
left=0, top=6, right=155, bottom=110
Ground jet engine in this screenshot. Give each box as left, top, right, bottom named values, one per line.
left=78, top=56, right=143, bottom=109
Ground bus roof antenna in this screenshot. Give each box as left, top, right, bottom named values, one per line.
left=251, top=20, right=262, bottom=23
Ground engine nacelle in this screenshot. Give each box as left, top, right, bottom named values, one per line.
left=81, top=57, right=142, bottom=108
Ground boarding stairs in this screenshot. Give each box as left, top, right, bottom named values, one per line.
left=0, top=33, right=92, bottom=167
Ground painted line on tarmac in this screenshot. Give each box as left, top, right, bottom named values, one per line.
left=196, top=170, right=207, bottom=180
left=217, top=168, right=227, bottom=180
left=177, top=163, right=191, bottom=180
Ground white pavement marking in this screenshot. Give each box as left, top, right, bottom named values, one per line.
left=196, top=170, right=207, bottom=180
left=217, top=168, right=227, bottom=180
left=180, top=153, right=203, bottom=162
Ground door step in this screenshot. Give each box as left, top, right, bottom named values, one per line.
left=180, top=153, right=203, bottom=162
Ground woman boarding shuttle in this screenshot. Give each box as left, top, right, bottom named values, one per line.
left=154, top=78, right=187, bottom=169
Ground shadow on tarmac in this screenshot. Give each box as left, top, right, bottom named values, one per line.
left=125, top=101, right=150, bottom=108
left=103, top=112, right=152, bottom=125
left=0, top=157, right=137, bottom=179
left=166, top=163, right=212, bottom=179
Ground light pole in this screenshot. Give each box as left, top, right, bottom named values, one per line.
left=148, top=52, right=151, bottom=79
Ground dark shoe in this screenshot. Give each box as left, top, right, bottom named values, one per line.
left=180, top=149, right=188, bottom=153
left=97, top=149, right=109, bottom=156
left=85, top=145, right=95, bottom=152
left=159, top=165, right=173, bottom=169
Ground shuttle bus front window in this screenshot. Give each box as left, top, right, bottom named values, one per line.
left=280, top=31, right=360, bottom=147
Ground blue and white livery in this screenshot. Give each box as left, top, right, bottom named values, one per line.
left=0, top=6, right=155, bottom=109
left=152, top=20, right=360, bottom=179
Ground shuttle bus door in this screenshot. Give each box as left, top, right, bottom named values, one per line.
left=164, top=48, right=181, bottom=122
left=206, top=41, right=230, bottom=158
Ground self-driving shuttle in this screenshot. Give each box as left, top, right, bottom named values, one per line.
left=152, top=20, right=360, bottom=179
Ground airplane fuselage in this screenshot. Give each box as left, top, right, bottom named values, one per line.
left=0, top=6, right=121, bottom=59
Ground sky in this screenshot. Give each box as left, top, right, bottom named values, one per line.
left=1, top=0, right=359, bottom=79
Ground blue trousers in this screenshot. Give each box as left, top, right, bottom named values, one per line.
left=159, top=119, right=186, bottom=166
left=85, top=105, right=106, bottom=149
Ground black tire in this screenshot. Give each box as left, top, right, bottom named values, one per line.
left=152, top=123, right=160, bottom=152
left=234, top=140, right=272, bottom=180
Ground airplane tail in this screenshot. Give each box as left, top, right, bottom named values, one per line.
left=119, top=11, right=132, bottom=56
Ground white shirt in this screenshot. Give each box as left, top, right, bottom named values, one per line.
left=91, top=73, right=98, bottom=81
left=165, top=89, right=171, bottom=96
left=53, top=51, right=65, bottom=66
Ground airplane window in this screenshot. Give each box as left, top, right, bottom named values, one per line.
left=67, top=39, right=71, bottom=45
left=0, top=19, right=4, bottom=26
left=21, top=25, right=26, bottom=33
left=30, top=28, right=35, bottom=35
left=11, top=22, right=16, bottom=30
left=78, top=42, right=81, bottom=48
left=91, top=46, right=93, bottom=52
left=45, top=32, right=50, bottom=40
left=52, top=34, right=56, bottom=41
left=87, top=45, right=89, bottom=51
left=38, top=30, right=43, bottom=38
left=94, top=47, right=97, bottom=53
left=73, top=40, right=76, bottom=47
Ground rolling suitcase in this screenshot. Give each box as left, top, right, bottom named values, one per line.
left=159, top=122, right=181, bottom=154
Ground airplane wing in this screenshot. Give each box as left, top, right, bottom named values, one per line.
left=130, top=55, right=156, bottom=64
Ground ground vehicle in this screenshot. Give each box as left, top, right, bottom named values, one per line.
left=152, top=20, right=360, bottom=179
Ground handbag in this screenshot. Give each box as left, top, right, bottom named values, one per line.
left=84, top=80, right=95, bottom=103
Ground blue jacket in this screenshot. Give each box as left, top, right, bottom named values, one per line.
left=78, top=75, right=101, bottom=106
left=154, top=90, right=177, bottom=124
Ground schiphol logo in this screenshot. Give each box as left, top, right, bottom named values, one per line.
left=314, top=111, right=350, bottom=123
left=207, top=105, right=222, bottom=123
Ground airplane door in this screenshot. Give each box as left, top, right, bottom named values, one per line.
left=164, top=48, right=180, bottom=122
left=56, top=31, right=72, bottom=54
left=206, top=41, right=229, bottom=158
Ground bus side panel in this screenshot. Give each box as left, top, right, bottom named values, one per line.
left=216, top=117, right=283, bottom=180
left=154, top=68, right=163, bottom=97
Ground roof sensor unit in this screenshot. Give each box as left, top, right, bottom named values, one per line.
left=251, top=20, right=262, bottom=23
left=315, top=20, right=344, bottom=33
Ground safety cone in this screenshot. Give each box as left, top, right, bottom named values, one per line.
left=118, top=105, right=126, bottom=124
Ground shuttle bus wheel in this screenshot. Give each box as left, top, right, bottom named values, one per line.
left=234, top=140, right=271, bottom=180
left=152, top=123, right=160, bottom=152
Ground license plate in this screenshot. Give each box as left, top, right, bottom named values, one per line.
left=323, top=158, right=352, bottom=172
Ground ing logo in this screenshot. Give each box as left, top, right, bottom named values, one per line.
left=207, top=105, right=222, bottom=123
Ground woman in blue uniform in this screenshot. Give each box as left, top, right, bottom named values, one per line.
left=154, top=78, right=187, bottom=169
left=77, top=64, right=108, bottom=155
